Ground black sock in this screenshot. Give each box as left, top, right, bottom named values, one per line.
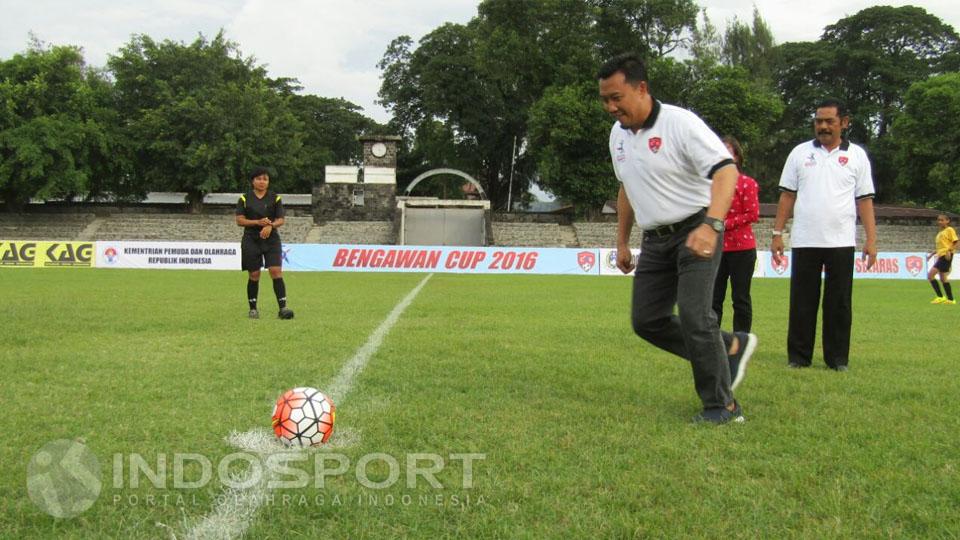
left=247, top=279, right=259, bottom=310
left=273, top=278, right=287, bottom=309
left=945, top=282, right=954, bottom=301
left=931, top=280, right=943, bottom=297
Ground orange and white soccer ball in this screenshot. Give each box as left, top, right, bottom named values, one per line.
left=271, top=387, right=335, bottom=446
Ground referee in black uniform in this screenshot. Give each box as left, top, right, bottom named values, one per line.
left=236, top=167, right=294, bottom=319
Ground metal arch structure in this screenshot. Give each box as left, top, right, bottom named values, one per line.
left=404, top=168, right=487, bottom=199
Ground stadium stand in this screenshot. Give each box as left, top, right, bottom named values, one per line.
left=492, top=222, right=564, bottom=247
left=308, top=221, right=396, bottom=245
left=91, top=214, right=316, bottom=242
left=0, top=213, right=96, bottom=240
left=572, top=222, right=643, bottom=248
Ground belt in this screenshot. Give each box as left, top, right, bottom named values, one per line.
left=643, top=209, right=706, bottom=239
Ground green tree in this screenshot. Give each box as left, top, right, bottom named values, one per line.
left=109, top=32, right=303, bottom=209
left=722, top=6, right=776, bottom=81
left=685, top=65, right=784, bottom=193
left=593, top=0, right=699, bottom=59
left=891, top=73, right=960, bottom=212
left=527, top=82, right=614, bottom=215
left=0, top=41, right=117, bottom=210
left=288, top=95, right=380, bottom=191
left=378, top=0, right=597, bottom=209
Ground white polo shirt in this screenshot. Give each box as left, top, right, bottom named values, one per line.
left=779, top=139, right=875, bottom=247
left=608, top=101, right=733, bottom=229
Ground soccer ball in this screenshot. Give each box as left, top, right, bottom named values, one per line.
left=271, top=387, right=335, bottom=446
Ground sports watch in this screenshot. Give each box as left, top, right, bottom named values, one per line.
left=703, top=216, right=725, bottom=233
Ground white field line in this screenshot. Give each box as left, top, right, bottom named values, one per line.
left=174, top=274, right=433, bottom=540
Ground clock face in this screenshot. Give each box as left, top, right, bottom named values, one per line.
left=371, top=142, right=387, bottom=158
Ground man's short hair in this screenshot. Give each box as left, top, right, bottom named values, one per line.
left=817, top=97, right=848, bottom=118
left=597, top=53, right=648, bottom=84
left=249, top=167, right=271, bottom=181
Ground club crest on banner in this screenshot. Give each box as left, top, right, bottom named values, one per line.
left=648, top=137, right=662, bottom=153
left=577, top=251, right=596, bottom=272
left=838, top=156, right=849, bottom=166
left=905, top=255, right=924, bottom=276
left=772, top=255, right=789, bottom=275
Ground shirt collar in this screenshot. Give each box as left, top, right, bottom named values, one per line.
left=812, top=138, right=850, bottom=151
left=620, top=98, right=661, bottom=131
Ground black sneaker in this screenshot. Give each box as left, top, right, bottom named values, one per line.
left=278, top=307, right=295, bottom=320
left=729, top=332, right=757, bottom=390
left=831, top=365, right=849, bottom=372
left=788, top=361, right=808, bottom=368
left=248, top=309, right=259, bottom=319
left=693, top=401, right=745, bottom=424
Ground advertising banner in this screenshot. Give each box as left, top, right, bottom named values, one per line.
left=755, top=250, right=929, bottom=279
left=96, top=241, right=240, bottom=270
left=284, top=244, right=601, bottom=275
left=1, top=241, right=94, bottom=268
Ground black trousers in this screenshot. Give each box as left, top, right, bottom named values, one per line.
left=712, top=249, right=757, bottom=333
left=788, top=247, right=855, bottom=368
left=632, top=226, right=735, bottom=409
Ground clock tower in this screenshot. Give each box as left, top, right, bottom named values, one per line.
left=359, top=135, right=401, bottom=168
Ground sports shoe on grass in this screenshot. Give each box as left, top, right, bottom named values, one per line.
left=278, top=307, right=295, bottom=319
left=931, top=297, right=945, bottom=304
left=945, top=299, right=957, bottom=305
left=728, top=332, right=757, bottom=391
left=693, top=401, right=745, bottom=424
left=248, top=309, right=259, bottom=319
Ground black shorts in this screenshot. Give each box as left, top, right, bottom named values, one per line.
left=241, top=236, right=283, bottom=272
left=934, top=256, right=953, bottom=273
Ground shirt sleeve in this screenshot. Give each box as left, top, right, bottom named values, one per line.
left=274, top=195, right=285, bottom=219
left=680, top=111, right=733, bottom=179
left=609, top=126, right=624, bottom=184
left=235, top=194, right=246, bottom=215
left=948, top=227, right=959, bottom=244
left=779, top=146, right=801, bottom=192
left=854, top=146, right=876, bottom=199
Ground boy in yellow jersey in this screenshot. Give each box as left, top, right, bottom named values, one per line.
left=927, top=213, right=959, bottom=304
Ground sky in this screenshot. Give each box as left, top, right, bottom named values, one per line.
left=2, top=0, right=959, bottom=124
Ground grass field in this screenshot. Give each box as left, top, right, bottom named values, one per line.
left=2, top=268, right=959, bottom=539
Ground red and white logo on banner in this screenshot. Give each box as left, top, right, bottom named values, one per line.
left=648, top=137, right=662, bottom=153
left=577, top=251, right=596, bottom=272
left=772, top=255, right=789, bottom=275
left=905, top=255, right=924, bottom=276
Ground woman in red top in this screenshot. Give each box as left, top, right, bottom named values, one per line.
left=712, top=137, right=760, bottom=332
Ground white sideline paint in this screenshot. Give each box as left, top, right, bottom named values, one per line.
left=175, top=274, right=434, bottom=540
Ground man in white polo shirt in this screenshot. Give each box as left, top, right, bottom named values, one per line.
left=771, top=98, right=877, bottom=371
left=599, top=53, right=758, bottom=424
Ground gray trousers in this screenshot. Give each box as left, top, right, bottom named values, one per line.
left=631, top=226, right=735, bottom=409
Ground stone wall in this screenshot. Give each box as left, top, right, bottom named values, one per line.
left=312, top=184, right=395, bottom=223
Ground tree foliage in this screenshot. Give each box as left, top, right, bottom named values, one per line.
left=0, top=40, right=118, bottom=209
left=891, top=73, right=960, bottom=212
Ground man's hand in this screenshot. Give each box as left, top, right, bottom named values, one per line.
left=258, top=217, right=272, bottom=227
left=259, top=225, right=273, bottom=239
left=862, top=239, right=877, bottom=270
left=685, top=224, right=718, bottom=259
left=771, top=235, right=785, bottom=266
left=616, top=244, right=636, bottom=274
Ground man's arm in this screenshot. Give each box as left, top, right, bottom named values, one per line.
left=857, top=197, right=877, bottom=269
left=616, top=185, right=636, bottom=274
left=771, top=191, right=796, bottom=265
left=685, top=164, right=738, bottom=257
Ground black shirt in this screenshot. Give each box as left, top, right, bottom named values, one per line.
left=236, top=190, right=285, bottom=240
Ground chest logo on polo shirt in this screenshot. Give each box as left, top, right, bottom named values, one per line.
left=838, top=156, right=849, bottom=166
left=615, top=140, right=626, bottom=162
left=648, top=137, right=662, bottom=153
left=804, top=153, right=816, bottom=167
